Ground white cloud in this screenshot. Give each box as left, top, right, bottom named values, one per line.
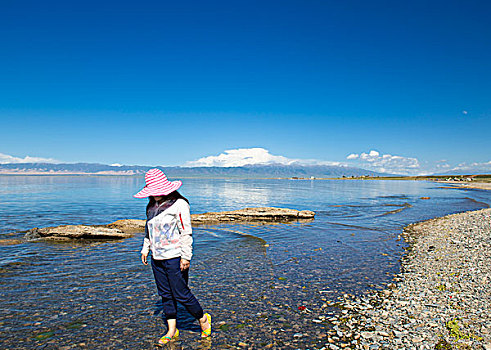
left=435, top=163, right=451, bottom=169
left=450, top=160, right=491, bottom=172
left=346, top=151, right=491, bottom=175
left=184, top=148, right=342, bottom=167
left=346, top=149, right=421, bottom=175
left=110, top=163, right=123, bottom=167
left=185, top=148, right=296, bottom=167
left=0, top=152, right=59, bottom=164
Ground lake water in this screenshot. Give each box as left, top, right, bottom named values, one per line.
left=0, top=176, right=490, bottom=349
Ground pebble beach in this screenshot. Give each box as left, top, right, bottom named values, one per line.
left=325, top=208, right=491, bottom=350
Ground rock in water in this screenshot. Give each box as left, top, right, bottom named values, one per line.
left=106, top=219, right=146, bottom=232
left=23, top=207, right=315, bottom=240
left=191, top=207, right=315, bottom=225
left=26, top=225, right=132, bottom=240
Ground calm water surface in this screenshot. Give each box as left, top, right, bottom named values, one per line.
left=0, top=176, right=490, bottom=349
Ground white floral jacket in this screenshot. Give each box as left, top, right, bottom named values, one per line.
left=140, top=198, right=193, bottom=261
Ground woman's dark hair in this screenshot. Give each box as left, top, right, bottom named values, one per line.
left=146, top=190, right=189, bottom=213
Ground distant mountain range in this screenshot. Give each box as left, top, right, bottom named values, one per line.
left=0, top=162, right=390, bottom=178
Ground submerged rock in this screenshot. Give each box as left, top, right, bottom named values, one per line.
left=24, top=207, right=315, bottom=240
left=0, top=239, right=24, bottom=246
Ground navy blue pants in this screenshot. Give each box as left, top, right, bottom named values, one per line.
left=151, top=257, right=204, bottom=321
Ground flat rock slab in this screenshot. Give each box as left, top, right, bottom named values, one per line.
left=24, top=207, right=315, bottom=240
left=106, top=219, right=146, bottom=233
left=26, top=225, right=132, bottom=240
left=191, top=207, right=315, bottom=225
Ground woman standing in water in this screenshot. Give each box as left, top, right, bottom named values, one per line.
left=134, top=168, right=211, bottom=345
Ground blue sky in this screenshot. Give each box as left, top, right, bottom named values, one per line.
left=1, top=0, right=490, bottom=174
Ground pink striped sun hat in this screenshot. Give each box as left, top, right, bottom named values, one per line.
left=133, top=168, right=182, bottom=198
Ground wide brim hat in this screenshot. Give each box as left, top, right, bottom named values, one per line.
left=133, top=168, right=182, bottom=198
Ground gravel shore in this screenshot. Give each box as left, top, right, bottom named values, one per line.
left=324, top=208, right=491, bottom=350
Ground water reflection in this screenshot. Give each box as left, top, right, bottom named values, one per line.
left=188, top=179, right=272, bottom=211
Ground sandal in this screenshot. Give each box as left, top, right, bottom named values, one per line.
left=201, top=313, right=212, bottom=338
left=157, top=329, right=179, bottom=346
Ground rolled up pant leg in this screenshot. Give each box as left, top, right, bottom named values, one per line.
left=164, top=257, right=204, bottom=320
left=151, top=258, right=177, bottom=320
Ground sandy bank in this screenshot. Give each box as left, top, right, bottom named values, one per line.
left=435, top=180, right=491, bottom=191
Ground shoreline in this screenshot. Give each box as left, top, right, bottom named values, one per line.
left=435, top=180, right=491, bottom=191
left=325, top=208, right=491, bottom=349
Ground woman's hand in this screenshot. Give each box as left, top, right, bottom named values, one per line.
left=141, top=252, right=148, bottom=265
left=180, top=258, right=190, bottom=271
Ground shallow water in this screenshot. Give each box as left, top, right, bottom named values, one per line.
left=0, top=176, right=490, bottom=349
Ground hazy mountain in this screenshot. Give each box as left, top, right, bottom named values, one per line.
left=0, top=162, right=390, bottom=178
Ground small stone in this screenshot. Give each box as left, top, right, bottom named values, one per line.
left=393, top=330, right=404, bottom=338
left=412, top=336, right=424, bottom=342
left=361, top=331, right=374, bottom=339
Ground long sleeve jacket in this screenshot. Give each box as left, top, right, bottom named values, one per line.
left=140, top=198, right=193, bottom=261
